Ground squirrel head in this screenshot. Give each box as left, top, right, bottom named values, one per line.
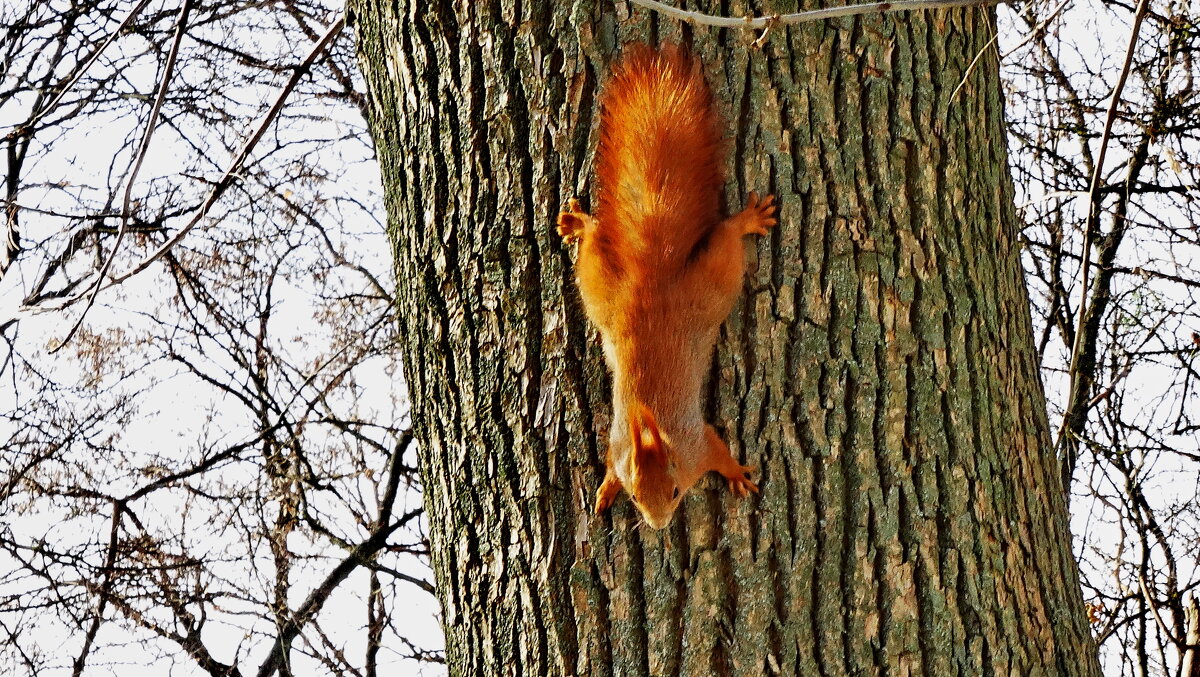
left=627, top=403, right=684, bottom=529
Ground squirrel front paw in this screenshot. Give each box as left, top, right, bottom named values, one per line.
left=556, top=198, right=592, bottom=245
left=724, top=465, right=760, bottom=498
left=594, top=469, right=622, bottom=514
left=739, top=192, right=777, bottom=236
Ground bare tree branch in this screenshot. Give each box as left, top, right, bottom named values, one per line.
left=1054, top=0, right=1150, bottom=485
left=55, top=0, right=195, bottom=351
left=626, top=0, right=1010, bottom=28
left=11, top=13, right=347, bottom=324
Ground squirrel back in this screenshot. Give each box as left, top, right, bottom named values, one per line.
left=594, top=45, right=725, bottom=279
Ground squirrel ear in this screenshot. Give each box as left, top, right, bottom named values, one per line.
left=629, top=404, right=665, bottom=467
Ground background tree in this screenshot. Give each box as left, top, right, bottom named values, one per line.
left=350, top=0, right=1100, bottom=674
left=1002, top=0, right=1200, bottom=673
left=1, top=1, right=439, bottom=674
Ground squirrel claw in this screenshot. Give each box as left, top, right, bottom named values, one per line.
left=725, top=465, right=760, bottom=498
left=740, top=193, right=778, bottom=236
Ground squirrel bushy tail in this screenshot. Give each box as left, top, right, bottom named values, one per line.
left=595, top=45, right=725, bottom=277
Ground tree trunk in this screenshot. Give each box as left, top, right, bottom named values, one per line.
left=349, top=2, right=1102, bottom=675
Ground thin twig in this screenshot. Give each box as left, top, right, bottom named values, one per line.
left=19, top=14, right=346, bottom=325
left=1139, top=575, right=1182, bottom=646
left=1000, top=0, right=1073, bottom=60
left=949, top=15, right=1001, bottom=104
left=752, top=15, right=781, bottom=48
left=54, top=0, right=194, bottom=352
left=71, top=501, right=125, bottom=677
left=17, top=0, right=155, bottom=136
left=626, top=0, right=1010, bottom=28
left=1054, top=0, right=1150, bottom=458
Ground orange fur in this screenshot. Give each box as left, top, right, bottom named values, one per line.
left=557, top=45, right=775, bottom=529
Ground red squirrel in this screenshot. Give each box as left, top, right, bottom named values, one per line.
left=557, top=45, right=776, bottom=529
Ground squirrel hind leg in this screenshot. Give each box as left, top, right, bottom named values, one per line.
left=704, top=426, right=760, bottom=498
left=556, top=197, right=595, bottom=245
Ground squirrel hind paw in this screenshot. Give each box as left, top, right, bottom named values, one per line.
left=556, top=198, right=592, bottom=244
left=556, top=214, right=584, bottom=244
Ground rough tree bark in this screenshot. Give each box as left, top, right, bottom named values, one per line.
left=349, top=1, right=1102, bottom=675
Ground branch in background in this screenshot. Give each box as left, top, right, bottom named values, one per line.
left=105, top=14, right=346, bottom=288
left=1183, top=595, right=1200, bottom=677
left=12, top=13, right=347, bottom=326
left=1138, top=575, right=1182, bottom=648
left=19, top=0, right=155, bottom=136
left=1, top=0, right=154, bottom=282
left=626, top=0, right=1009, bottom=30
left=1055, top=0, right=1151, bottom=488
left=255, top=431, right=417, bottom=677
left=71, top=501, right=125, bottom=677
left=255, top=510, right=422, bottom=677
left=2, top=4, right=419, bottom=675
left=1000, top=0, right=1071, bottom=59
left=54, top=0, right=195, bottom=352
